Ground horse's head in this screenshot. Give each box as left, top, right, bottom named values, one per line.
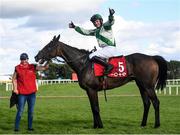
left=35, top=35, right=60, bottom=64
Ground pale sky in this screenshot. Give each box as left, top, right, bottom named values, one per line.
left=0, top=0, right=180, bottom=75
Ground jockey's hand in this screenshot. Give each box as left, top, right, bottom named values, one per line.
left=69, top=21, right=75, bottom=28
left=109, top=8, right=115, bottom=16
left=90, top=46, right=97, bottom=53
left=93, top=46, right=97, bottom=52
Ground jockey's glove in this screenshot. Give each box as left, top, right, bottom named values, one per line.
left=109, top=8, right=115, bottom=16
left=69, top=21, right=75, bottom=28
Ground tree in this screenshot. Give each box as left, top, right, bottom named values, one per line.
left=37, top=63, right=73, bottom=79
left=167, top=60, right=180, bottom=79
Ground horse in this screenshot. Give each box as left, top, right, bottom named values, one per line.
left=35, top=34, right=167, bottom=128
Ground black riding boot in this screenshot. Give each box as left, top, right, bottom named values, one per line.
left=91, top=56, right=113, bottom=75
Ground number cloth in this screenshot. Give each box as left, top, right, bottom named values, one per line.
left=93, top=56, right=127, bottom=77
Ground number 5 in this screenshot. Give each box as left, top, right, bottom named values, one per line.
left=118, top=62, right=124, bottom=72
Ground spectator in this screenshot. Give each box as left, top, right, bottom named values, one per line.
left=12, top=53, right=49, bottom=132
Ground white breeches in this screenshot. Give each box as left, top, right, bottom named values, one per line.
left=89, top=46, right=120, bottom=59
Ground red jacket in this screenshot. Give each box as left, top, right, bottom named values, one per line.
left=15, top=62, right=37, bottom=95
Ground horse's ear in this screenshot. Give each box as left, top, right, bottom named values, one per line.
left=53, top=36, right=56, bottom=41
left=56, top=34, right=60, bottom=41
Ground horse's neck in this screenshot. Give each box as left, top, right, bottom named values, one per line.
left=57, top=42, right=88, bottom=73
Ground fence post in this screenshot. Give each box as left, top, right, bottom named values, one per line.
left=164, top=88, right=166, bottom=95
left=169, top=86, right=172, bottom=95
left=159, top=89, right=161, bottom=94
left=6, top=83, right=13, bottom=91
left=176, top=86, right=179, bottom=95
left=5, top=83, right=8, bottom=91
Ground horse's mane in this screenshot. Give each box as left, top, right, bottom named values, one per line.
left=59, top=41, right=90, bottom=54
left=79, top=49, right=90, bottom=54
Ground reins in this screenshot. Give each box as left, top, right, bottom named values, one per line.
left=51, top=53, right=89, bottom=65
left=62, top=53, right=88, bottom=64
left=50, top=42, right=90, bottom=64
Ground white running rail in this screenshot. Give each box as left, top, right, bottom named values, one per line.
left=4, top=79, right=180, bottom=95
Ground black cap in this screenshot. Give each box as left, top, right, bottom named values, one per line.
left=20, top=53, right=29, bottom=60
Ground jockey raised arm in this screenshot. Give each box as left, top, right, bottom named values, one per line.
left=69, top=8, right=118, bottom=75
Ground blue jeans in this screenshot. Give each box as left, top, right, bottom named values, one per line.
left=15, top=93, right=36, bottom=130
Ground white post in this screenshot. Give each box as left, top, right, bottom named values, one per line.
left=176, top=86, right=179, bottom=95
left=6, top=83, right=13, bottom=91
left=169, top=87, right=172, bottom=95
left=6, top=83, right=8, bottom=91
left=164, top=87, right=166, bottom=95
left=159, top=89, right=161, bottom=94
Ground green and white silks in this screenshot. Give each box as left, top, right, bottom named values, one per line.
left=74, top=15, right=120, bottom=59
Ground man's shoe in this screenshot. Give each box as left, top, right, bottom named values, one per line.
left=14, top=129, right=19, bottom=132
left=28, top=128, right=34, bottom=131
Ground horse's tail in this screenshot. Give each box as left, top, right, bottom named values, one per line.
left=153, top=55, right=168, bottom=90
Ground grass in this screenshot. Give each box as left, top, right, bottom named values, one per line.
left=0, top=83, right=180, bottom=134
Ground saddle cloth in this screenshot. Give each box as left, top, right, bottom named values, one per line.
left=93, top=56, right=128, bottom=78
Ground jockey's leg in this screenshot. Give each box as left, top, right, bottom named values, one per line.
left=91, top=56, right=113, bottom=75
left=89, top=46, right=117, bottom=75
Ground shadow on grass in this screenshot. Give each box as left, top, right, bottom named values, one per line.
left=0, top=118, right=169, bottom=134
left=32, top=118, right=147, bottom=134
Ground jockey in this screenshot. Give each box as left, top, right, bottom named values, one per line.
left=69, top=8, right=117, bottom=75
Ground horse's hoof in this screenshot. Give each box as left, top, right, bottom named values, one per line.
left=93, top=125, right=103, bottom=129
left=98, top=125, right=103, bottom=128
left=93, top=125, right=98, bottom=129
left=141, top=123, right=146, bottom=127
left=154, top=124, right=160, bottom=128
left=141, top=125, right=146, bottom=128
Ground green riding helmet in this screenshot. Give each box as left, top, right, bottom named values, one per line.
left=90, top=14, right=103, bottom=22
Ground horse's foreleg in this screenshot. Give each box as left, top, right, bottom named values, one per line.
left=86, top=89, right=103, bottom=128
left=146, top=89, right=160, bottom=128
left=136, top=80, right=151, bottom=127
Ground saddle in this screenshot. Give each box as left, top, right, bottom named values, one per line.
left=93, top=56, right=128, bottom=78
